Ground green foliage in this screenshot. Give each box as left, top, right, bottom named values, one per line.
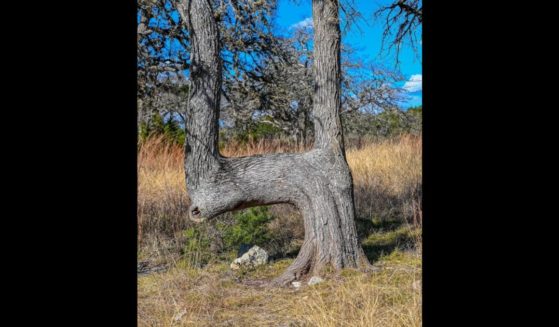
left=376, top=111, right=405, bottom=135
left=139, top=112, right=185, bottom=146
left=251, top=119, right=282, bottom=140
left=342, top=106, right=422, bottom=141
left=220, top=207, right=274, bottom=249
left=375, top=108, right=419, bottom=136
left=182, top=226, right=212, bottom=267
left=178, top=207, right=275, bottom=267
left=233, top=117, right=282, bottom=143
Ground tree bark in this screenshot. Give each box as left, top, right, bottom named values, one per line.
left=180, top=0, right=370, bottom=286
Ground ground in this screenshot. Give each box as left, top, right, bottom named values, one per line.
left=138, top=225, right=421, bottom=327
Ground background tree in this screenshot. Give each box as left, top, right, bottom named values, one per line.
left=138, top=0, right=410, bottom=146
left=374, top=0, right=422, bottom=65
left=138, top=0, right=286, bottom=135
left=221, top=27, right=315, bottom=143
left=180, top=0, right=370, bottom=285
left=137, top=0, right=190, bottom=139
left=221, top=25, right=406, bottom=144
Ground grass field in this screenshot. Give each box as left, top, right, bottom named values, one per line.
left=138, top=135, right=422, bottom=326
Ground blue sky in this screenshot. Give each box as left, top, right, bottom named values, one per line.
left=274, top=0, right=422, bottom=108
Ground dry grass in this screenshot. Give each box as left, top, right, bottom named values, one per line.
left=138, top=247, right=421, bottom=327
left=137, top=135, right=422, bottom=326
left=347, top=135, right=422, bottom=224
left=138, top=135, right=421, bottom=245
left=138, top=136, right=190, bottom=262
left=220, top=138, right=309, bottom=157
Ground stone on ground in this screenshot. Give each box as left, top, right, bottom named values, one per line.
left=230, top=245, right=268, bottom=270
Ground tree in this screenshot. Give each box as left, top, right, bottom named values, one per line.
left=221, top=27, right=315, bottom=144
left=221, top=25, right=404, bottom=145
left=138, top=0, right=283, bottom=135
left=375, top=0, right=422, bottom=65
left=137, top=0, right=189, bottom=122
left=180, top=0, right=370, bottom=285
left=138, top=1, right=406, bottom=145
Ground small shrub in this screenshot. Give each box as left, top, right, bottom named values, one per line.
left=220, top=206, right=274, bottom=250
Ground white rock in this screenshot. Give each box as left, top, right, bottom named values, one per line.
left=291, top=281, right=302, bottom=288
left=307, top=276, right=324, bottom=286
left=230, top=245, right=268, bottom=270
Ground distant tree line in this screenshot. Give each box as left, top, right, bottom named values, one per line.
left=138, top=0, right=422, bottom=146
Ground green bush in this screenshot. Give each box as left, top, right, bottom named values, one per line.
left=220, top=207, right=274, bottom=249
left=179, top=207, right=276, bottom=266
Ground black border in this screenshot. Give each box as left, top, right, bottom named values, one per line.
left=14, top=1, right=138, bottom=325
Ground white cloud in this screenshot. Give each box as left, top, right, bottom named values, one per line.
left=290, top=17, right=313, bottom=30
left=403, top=74, right=422, bottom=93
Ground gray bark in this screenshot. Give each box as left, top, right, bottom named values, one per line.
left=181, top=0, right=370, bottom=285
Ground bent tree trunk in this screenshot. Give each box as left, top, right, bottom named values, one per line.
left=179, top=0, right=370, bottom=285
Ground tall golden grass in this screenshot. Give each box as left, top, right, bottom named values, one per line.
left=347, top=135, right=422, bottom=224
left=138, top=135, right=421, bottom=247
